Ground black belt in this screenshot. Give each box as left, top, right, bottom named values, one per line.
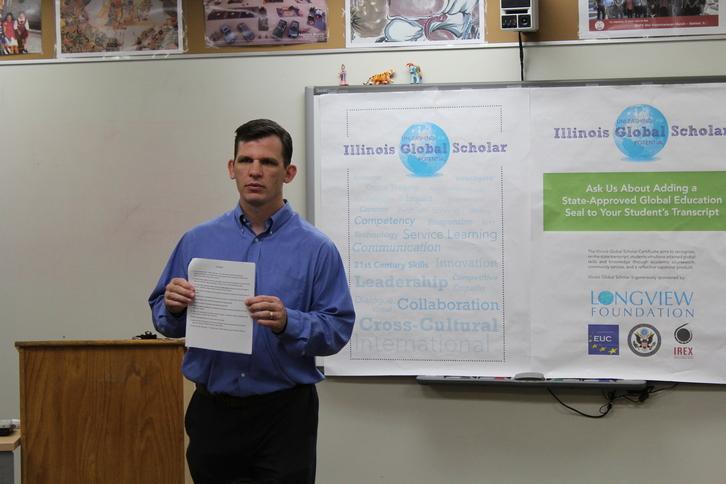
left=195, top=382, right=308, bottom=408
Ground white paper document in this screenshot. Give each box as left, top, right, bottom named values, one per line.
left=186, top=258, right=255, bottom=354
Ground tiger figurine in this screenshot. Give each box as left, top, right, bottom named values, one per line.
left=364, top=69, right=395, bottom=85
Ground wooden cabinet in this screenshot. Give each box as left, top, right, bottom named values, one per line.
left=16, top=340, right=185, bottom=484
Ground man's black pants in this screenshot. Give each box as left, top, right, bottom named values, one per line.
left=185, top=384, right=318, bottom=484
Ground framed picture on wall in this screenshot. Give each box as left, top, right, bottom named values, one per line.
left=56, top=0, right=184, bottom=57
left=0, top=0, right=42, bottom=55
left=579, top=0, right=726, bottom=39
left=203, top=0, right=329, bottom=48
left=346, top=0, right=485, bottom=47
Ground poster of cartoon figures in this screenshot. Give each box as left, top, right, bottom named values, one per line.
left=579, top=0, right=725, bottom=39
left=0, top=0, right=41, bottom=55
left=57, top=0, right=183, bottom=57
left=204, top=0, right=328, bottom=48
left=346, top=0, right=484, bottom=47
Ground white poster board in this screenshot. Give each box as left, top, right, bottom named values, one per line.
left=530, top=82, right=726, bottom=383
left=308, top=80, right=726, bottom=383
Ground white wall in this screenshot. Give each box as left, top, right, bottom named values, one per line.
left=2, top=38, right=726, bottom=484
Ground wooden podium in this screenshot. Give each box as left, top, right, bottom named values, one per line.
left=16, top=339, right=185, bottom=484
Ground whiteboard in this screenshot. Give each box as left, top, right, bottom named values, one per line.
left=308, top=78, right=726, bottom=382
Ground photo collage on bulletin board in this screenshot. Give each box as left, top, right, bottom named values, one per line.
left=579, top=0, right=725, bottom=39
left=346, top=0, right=484, bottom=47
left=0, top=0, right=42, bottom=55
left=204, top=0, right=329, bottom=48
left=56, top=0, right=183, bottom=57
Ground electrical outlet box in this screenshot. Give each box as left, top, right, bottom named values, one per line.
left=500, top=0, right=539, bottom=32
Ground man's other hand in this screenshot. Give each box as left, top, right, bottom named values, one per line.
left=165, top=278, right=195, bottom=315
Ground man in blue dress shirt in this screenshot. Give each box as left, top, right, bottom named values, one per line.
left=149, top=119, right=355, bottom=484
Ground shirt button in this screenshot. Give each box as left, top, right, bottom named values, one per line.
left=240, top=373, right=246, bottom=378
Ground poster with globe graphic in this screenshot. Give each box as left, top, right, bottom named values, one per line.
left=313, top=81, right=726, bottom=383
left=314, top=88, right=533, bottom=376
left=529, top=82, right=726, bottom=383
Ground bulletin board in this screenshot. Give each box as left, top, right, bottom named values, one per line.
left=5, top=0, right=584, bottom=61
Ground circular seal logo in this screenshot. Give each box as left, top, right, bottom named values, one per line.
left=674, top=323, right=692, bottom=344
left=594, top=20, right=605, bottom=31
left=399, top=122, right=450, bottom=177
left=614, top=104, right=669, bottom=161
left=597, top=290, right=614, bottom=305
left=628, top=323, right=661, bottom=357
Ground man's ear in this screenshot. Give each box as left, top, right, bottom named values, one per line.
left=228, top=159, right=235, bottom=179
left=284, top=164, right=297, bottom=184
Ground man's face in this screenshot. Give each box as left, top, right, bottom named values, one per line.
left=228, top=135, right=296, bottom=210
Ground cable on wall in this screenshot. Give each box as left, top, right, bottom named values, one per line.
left=518, top=32, right=525, bottom=81
left=547, top=382, right=680, bottom=418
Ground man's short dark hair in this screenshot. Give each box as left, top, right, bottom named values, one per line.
left=234, top=119, right=293, bottom=166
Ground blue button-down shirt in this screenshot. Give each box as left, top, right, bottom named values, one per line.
left=149, top=202, right=355, bottom=397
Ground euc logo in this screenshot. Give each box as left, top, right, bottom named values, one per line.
left=588, top=324, right=619, bottom=355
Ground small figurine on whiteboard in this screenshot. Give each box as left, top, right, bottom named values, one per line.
left=406, top=63, right=422, bottom=84
left=338, top=64, right=349, bottom=86
left=364, top=69, right=395, bottom=85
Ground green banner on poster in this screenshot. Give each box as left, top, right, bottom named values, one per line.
left=544, top=171, right=726, bottom=231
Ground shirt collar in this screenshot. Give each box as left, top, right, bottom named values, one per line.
left=235, top=200, right=293, bottom=234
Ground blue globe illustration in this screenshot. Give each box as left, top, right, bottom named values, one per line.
left=399, top=122, right=450, bottom=176
left=614, top=104, right=669, bottom=160
left=598, top=291, right=614, bottom=305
